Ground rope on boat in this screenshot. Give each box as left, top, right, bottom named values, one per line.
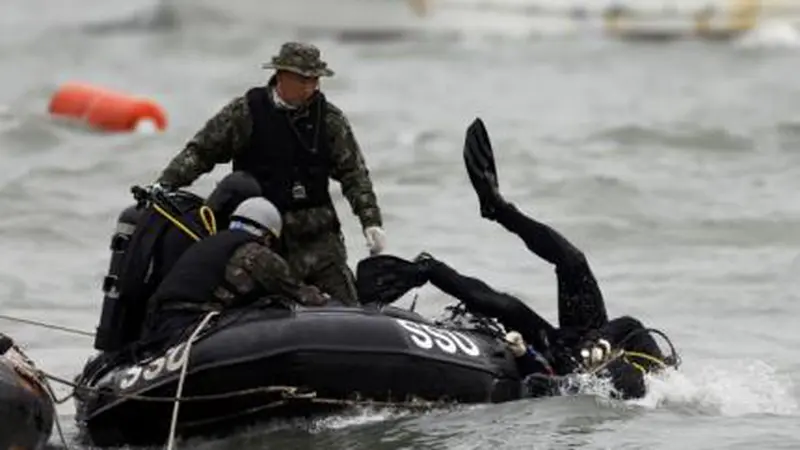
left=39, top=364, right=449, bottom=448
left=44, top=370, right=448, bottom=410
left=41, top=372, right=449, bottom=447
left=41, top=377, right=72, bottom=450
left=166, top=310, right=217, bottom=450
left=0, top=314, right=94, bottom=338
left=43, top=372, right=302, bottom=403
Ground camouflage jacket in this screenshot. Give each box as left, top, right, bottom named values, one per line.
left=215, top=241, right=328, bottom=307
left=157, top=89, right=382, bottom=236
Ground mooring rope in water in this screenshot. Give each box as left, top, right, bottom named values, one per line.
left=165, top=310, right=218, bottom=450
left=0, top=314, right=94, bottom=338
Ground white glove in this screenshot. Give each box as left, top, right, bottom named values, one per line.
left=147, top=182, right=173, bottom=196
left=363, top=226, right=386, bottom=255
left=580, top=338, right=612, bottom=366
left=504, top=331, right=527, bottom=358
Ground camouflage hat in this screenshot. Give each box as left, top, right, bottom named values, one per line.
left=261, top=42, right=334, bottom=78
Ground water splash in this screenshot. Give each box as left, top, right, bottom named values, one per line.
left=559, top=372, right=620, bottom=400
left=309, top=406, right=415, bottom=432
left=633, top=360, right=798, bottom=416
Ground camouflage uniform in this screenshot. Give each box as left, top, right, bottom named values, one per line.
left=146, top=230, right=327, bottom=338
left=157, top=42, right=382, bottom=305
left=149, top=230, right=327, bottom=320
left=215, top=241, right=327, bottom=308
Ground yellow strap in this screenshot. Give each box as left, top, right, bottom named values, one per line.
left=623, top=351, right=669, bottom=368
left=152, top=204, right=201, bottom=242
left=628, top=359, right=647, bottom=375
left=199, top=206, right=217, bottom=235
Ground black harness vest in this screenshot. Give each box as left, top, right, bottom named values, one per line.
left=149, top=230, right=260, bottom=312
left=235, top=87, right=333, bottom=213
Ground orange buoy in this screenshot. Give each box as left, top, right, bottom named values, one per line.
left=48, top=82, right=167, bottom=132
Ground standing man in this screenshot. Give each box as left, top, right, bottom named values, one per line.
left=150, top=42, right=385, bottom=305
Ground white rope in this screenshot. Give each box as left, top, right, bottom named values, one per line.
left=165, top=311, right=218, bottom=450
left=41, top=378, right=72, bottom=450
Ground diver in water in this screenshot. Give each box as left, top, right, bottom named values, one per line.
left=359, top=119, right=674, bottom=399
left=413, top=251, right=665, bottom=399
left=448, top=119, right=673, bottom=398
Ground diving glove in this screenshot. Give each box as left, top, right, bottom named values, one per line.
left=147, top=182, right=174, bottom=197
left=412, top=252, right=440, bottom=286
left=298, top=285, right=329, bottom=307
left=579, top=338, right=612, bottom=368
left=504, top=331, right=527, bottom=357
left=364, top=226, right=387, bottom=255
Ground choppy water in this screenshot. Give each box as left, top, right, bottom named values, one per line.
left=2, top=1, right=800, bottom=449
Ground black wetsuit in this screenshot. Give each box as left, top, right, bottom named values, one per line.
left=423, top=202, right=664, bottom=397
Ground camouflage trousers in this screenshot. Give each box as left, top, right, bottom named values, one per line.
left=283, top=231, right=358, bottom=305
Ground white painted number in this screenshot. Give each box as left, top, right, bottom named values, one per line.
left=395, top=319, right=481, bottom=357
left=397, top=319, right=433, bottom=349
left=118, top=366, right=142, bottom=391
left=118, top=341, right=189, bottom=390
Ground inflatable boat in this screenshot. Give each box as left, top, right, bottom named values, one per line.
left=74, top=304, right=524, bottom=447
left=0, top=341, right=55, bottom=450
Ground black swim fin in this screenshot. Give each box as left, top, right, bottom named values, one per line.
left=356, top=254, right=426, bottom=305
left=463, top=118, right=504, bottom=220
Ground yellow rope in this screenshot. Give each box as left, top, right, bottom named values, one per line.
left=623, top=351, right=669, bottom=368
left=627, top=359, right=647, bottom=375
left=199, top=205, right=217, bottom=235
left=152, top=202, right=217, bottom=241
left=152, top=204, right=201, bottom=242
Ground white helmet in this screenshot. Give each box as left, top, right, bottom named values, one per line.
left=228, top=197, right=282, bottom=239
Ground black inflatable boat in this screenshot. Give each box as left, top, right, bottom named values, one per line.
left=0, top=344, right=55, bottom=450
left=74, top=304, right=524, bottom=447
